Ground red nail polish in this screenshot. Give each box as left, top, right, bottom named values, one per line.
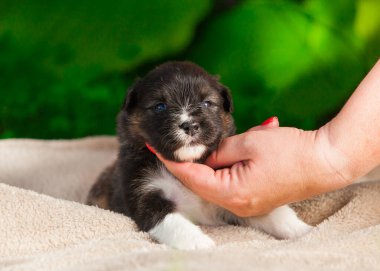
left=261, top=116, right=278, bottom=126
left=145, top=143, right=156, bottom=154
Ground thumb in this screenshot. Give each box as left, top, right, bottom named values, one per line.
left=248, top=116, right=279, bottom=131
left=206, top=116, right=279, bottom=169
left=205, top=133, right=250, bottom=169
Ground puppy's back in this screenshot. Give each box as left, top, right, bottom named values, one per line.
left=87, top=163, right=116, bottom=209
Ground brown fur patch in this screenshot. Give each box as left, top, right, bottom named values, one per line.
left=87, top=163, right=115, bottom=210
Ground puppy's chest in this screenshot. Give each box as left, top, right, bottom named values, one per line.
left=143, top=166, right=226, bottom=226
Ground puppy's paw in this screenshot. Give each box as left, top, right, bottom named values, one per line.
left=272, top=218, right=313, bottom=239
left=171, top=231, right=215, bottom=250
left=246, top=205, right=313, bottom=239
left=149, top=213, right=215, bottom=250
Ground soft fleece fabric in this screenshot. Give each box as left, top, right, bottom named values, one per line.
left=1, top=137, right=380, bottom=271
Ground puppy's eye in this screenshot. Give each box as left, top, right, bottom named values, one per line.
left=154, top=103, right=167, bottom=113
left=200, top=101, right=212, bottom=108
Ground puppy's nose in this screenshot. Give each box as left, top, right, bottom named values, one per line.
left=179, top=121, right=200, bottom=135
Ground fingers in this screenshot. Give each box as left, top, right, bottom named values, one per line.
left=248, top=116, right=279, bottom=131
left=155, top=152, right=220, bottom=195
left=205, top=133, right=252, bottom=169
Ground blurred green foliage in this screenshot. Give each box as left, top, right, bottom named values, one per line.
left=0, top=0, right=379, bottom=139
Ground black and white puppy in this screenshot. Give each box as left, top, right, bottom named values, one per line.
left=87, top=61, right=312, bottom=249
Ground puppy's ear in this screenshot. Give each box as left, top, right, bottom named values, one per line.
left=122, top=80, right=139, bottom=112
left=122, top=87, right=136, bottom=111
left=218, top=85, right=234, bottom=113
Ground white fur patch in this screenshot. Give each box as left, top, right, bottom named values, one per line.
left=173, top=144, right=206, bottom=162
left=144, top=166, right=223, bottom=226
left=244, top=205, right=313, bottom=239
left=179, top=111, right=191, bottom=123
left=174, top=110, right=193, bottom=144
left=149, top=213, right=215, bottom=250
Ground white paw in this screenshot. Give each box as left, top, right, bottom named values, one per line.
left=149, top=213, right=215, bottom=250
left=273, top=218, right=313, bottom=239
left=170, top=230, right=215, bottom=250
left=246, top=205, right=313, bottom=239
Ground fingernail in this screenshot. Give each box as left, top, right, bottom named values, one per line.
left=145, top=143, right=156, bottom=154
left=261, top=116, right=278, bottom=126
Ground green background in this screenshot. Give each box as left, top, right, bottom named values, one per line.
left=1, top=0, right=379, bottom=139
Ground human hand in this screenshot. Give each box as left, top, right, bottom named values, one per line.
left=152, top=117, right=351, bottom=217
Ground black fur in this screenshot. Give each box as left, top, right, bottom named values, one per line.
left=87, top=61, right=235, bottom=232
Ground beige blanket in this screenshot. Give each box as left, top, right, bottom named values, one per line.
left=1, top=137, right=380, bottom=271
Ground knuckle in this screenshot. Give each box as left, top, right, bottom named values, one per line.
left=241, top=132, right=256, bottom=153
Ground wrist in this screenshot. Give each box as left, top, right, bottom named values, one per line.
left=311, top=124, right=354, bottom=191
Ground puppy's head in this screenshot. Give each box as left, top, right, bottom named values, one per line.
left=118, top=61, right=235, bottom=162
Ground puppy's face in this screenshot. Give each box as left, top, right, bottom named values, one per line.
left=118, top=62, right=235, bottom=162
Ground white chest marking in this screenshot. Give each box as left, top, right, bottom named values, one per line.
left=144, top=166, right=224, bottom=226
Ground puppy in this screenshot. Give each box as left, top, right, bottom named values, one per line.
left=87, top=61, right=312, bottom=249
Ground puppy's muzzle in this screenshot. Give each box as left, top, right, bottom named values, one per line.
left=179, top=121, right=200, bottom=136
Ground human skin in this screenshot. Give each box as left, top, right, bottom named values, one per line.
left=153, top=59, right=380, bottom=217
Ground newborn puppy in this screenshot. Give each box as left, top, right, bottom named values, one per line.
left=87, top=61, right=312, bottom=249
